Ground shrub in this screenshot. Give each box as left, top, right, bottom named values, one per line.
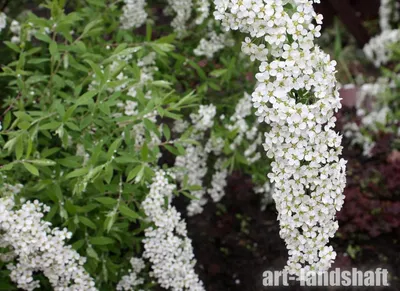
left=0, top=0, right=272, bottom=289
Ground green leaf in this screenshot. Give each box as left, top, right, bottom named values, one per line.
left=3, top=111, right=11, bottom=130
left=35, top=32, right=52, bottom=43
left=49, top=41, right=60, bottom=61
left=181, top=190, right=200, bottom=200
left=82, top=19, right=103, bottom=36
left=187, top=185, right=203, bottom=191
left=65, top=167, right=89, bottom=179
left=23, top=162, right=39, bottom=176
left=76, top=91, right=97, bottom=106
left=210, top=68, right=227, bottom=78
left=85, top=60, right=104, bottom=84
left=141, top=143, right=149, bottom=161
left=90, top=236, right=115, bottom=245
left=29, top=159, right=56, bottom=166
left=15, top=137, right=24, bottom=160
left=4, top=41, right=20, bottom=53
left=39, top=121, right=62, bottom=130
left=28, top=58, right=50, bottom=64
left=79, top=216, right=97, bottom=229
left=72, top=239, right=85, bottom=251
left=107, top=137, right=122, bottom=159
left=94, top=197, right=117, bottom=205
left=163, top=124, right=171, bottom=140
left=119, top=204, right=140, bottom=220
left=86, top=246, right=99, bottom=260
left=127, top=165, right=143, bottom=182
left=104, top=212, right=117, bottom=233
left=164, top=144, right=179, bottom=155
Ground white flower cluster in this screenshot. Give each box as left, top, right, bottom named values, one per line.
left=226, top=92, right=262, bottom=163
left=194, top=0, right=211, bottom=25
left=343, top=122, right=376, bottom=157
left=254, top=181, right=274, bottom=211
left=343, top=77, right=397, bottom=156
left=76, top=143, right=90, bottom=165
left=120, top=0, right=148, bottom=29
left=213, top=0, right=346, bottom=275
left=364, top=0, right=400, bottom=67
left=0, top=12, right=6, bottom=33
left=207, top=158, right=228, bottom=202
left=363, top=29, right=400, bottom=67
left=0, top=191, right=96, bottom=291
left=379, top=0, right=399, bottom=32
left=190, top=104, right=217, bottom=132
left=142, top=170, right=205, bottom=291
left=116, top=257, right=145, bottom=291
left=205, top=135, right=225, bottom=155
left=194, top=30, right=234, bottom=58
left=175, top=93, right=268, bottom=215
left=10, top=20, right=21, bottom=44
left=175, top=104, right=218, bottom=215
left=175, top=144, right=209, bottom=215
left=166, top=0, right=193, bottom=36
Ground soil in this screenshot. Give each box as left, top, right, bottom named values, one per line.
left=177, top=145, right=400, bottom=291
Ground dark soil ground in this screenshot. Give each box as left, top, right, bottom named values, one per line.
left=182, top=173, right=400, bottom=291
left=179, top=135, right=400, bottom=291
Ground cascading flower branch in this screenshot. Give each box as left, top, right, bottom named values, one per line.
left=0, top=189, right=97, bottom=291
left=141, top=170, right=205, bottom=291
left=213, top=0, right=347, bottom=276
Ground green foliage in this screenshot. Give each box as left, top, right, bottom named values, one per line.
left=0, top=0, right=272, bottom=289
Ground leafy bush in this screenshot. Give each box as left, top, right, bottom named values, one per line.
left=0, top=0, right=272, bottom=289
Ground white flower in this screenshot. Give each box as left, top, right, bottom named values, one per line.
left=120, top=0, right=147, bottom=29
left=363, top=29, right=400, bottom=67
left=165, top=0, right=193, bottom=37
left=141, top=170, right=205, bottom=291
left=190, top=104, right=217, bottom=132
left=379, top=0, right=400, bottom=32
left=0, top=188, right=96, bottom=291
left=0, top=13, right=7, bottom=32
left=116, top=257, right=145, bottom=290
left=207, top=159, right=228, bottom=202
left=194, top=0, right=210, bottom=25
left=213, top=0, right=347, bottom=276
left=194, top=31, right=234, bottom=59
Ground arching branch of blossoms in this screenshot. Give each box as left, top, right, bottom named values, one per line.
left=213, top=0, right=347, bottom=276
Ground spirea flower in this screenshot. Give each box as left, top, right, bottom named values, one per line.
left=363, top=29, right=400, bottom=67
left=213, top=0, right=347, bottom=276
left=175, top=144, right=209, bottom=216
left=379, top=0, right=400, bottom=32
left=194, top=0, right=210, bottom=25
left=254, top=181, right=274, bottom=211
left=0, top=192, right=96, bottom=291
left=343, top=76, right=398, bottom=157
left=120, top=0, right=147, bottom=29
left=207, top=158, right=228, bottom=202
left=0, top=13, right=6, bottom=33
left=116, top=257, right=146, bottom=291
left=165, top=0, right=193, bottom=36
left=194, top=31, right=234, bottom=59
left=142, top=170, right=204, bottom=291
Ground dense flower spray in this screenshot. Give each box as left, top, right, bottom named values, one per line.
left=379, top=0, right=399, bottom=31
left=364, top=0, right=400, bottom=67
left=0, top=186, right=96, bottom=291
left=141, top=170, right=205, bottom=290
left=116, top=257, right=146, bottom=290
left=213, top=0, right=346, bottom=276
left=120, top=0, right=148, bottom=29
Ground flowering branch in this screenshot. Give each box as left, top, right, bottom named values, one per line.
left=213, top=0, right=347, bottom=276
